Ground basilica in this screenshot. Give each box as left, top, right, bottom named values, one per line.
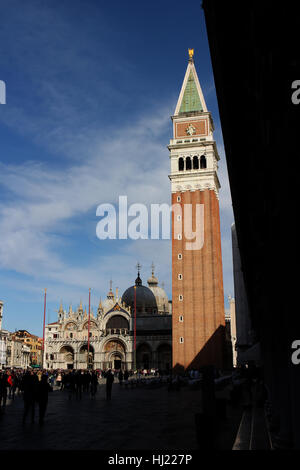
left=44, top=267, right=172, bottom=371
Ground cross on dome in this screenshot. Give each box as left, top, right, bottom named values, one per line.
left=135, top=262, right=142, bottom=286
left=107, top=279, right=114, bottom=299
left=151, top=262, right=155, bottom=276
left=136, top=262, right=142, bottom=274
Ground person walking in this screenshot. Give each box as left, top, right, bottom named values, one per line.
left=0, top=371, right=8, bottom=410
left=106, top=369, right=114, bottom=400
left=75, top=371, right=82, bottom=400
left=61, top=372, right=67, bottom=391
left=118, top=370, right=124, bottom=386
left=64, top=372, right=75, bottom=400
left=56, top=372, right=62, bottom=390
left=37, top=374, right=52, bottom=425
left=82, top=372, right=88, bottom=393
left=7, top=371, right=13, bottom=399
left=90, top=371, right=98, bottom=398
left=22, top=371, right=38, bottom=424
left=124, top=370, right=129, bottom=388
left=49, top=372, right=55, bottom=389
left=12, top=372, right=19, bottom=398
left=69, top=372, right=76, bottom=400
left=79, top=370, right=85, bottom=400
left=84, top=371, right=91, bottom=393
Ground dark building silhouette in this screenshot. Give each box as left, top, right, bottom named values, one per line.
left=203, top=0, right=300, bottom=449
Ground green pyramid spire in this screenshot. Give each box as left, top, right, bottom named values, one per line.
left=179, top=70, right=203, bottom=114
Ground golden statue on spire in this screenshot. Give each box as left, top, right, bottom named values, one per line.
left=188, top=48, right=194, bottom=60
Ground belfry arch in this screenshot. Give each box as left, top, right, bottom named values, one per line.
left=200, top=154, right=207, bottom=169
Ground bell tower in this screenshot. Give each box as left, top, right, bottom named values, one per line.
left=169, top=50, right=225, bottom=371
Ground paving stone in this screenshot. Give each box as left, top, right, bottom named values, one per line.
left=0, top=381, right=201, bottom=450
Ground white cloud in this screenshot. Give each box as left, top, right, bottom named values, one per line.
left=0, top=103, right=172, bottom=290
left=0, top=70, right=234, bottom=315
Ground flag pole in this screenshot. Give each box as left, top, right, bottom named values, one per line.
left=134, top=285, right=136, bottom=372
left=42, top=288, right=47, bottom=370
left=87, top=288, right=91, bottom=369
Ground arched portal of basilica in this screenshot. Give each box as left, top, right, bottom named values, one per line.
left=78, top=344, right=95, bottom=369
left=59, top=345, right=75, bottom=370
left=103, top=339, right=126, bottom=370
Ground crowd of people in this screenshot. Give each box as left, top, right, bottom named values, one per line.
left=0, top=368, right=117, bottom=424
left=0, top=364, right=266, bottom=429
left=0, top=368, right=52, bottom=424
left=0, top=367, right=170, bottom=424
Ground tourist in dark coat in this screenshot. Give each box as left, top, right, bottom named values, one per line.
left=118, top=370, right=124, bottom=385
left=106, top=369, right=114, bottom=400
left=37, top=374, right=52, bottom=424
left=0, top=371, right=8, bottom=409
left=22, top=371, right=38, bottom=424
left=75, top=371, right=83, bottom=400
left=90, top=371, right=98, bottom=397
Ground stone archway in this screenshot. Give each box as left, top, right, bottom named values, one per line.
left=79, top=344, right=95, bottom=369
left=103, top=339, right=126, bottom=370
left=106, top=315, right=129, bottom=335
left=156, top=343, right=172, bottom=371
left=136, top=343, right=152, bottom=370
left=59, top=345, right=75, bottom=369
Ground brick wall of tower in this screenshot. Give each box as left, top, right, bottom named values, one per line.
left=172, top=189, right=225, bottom=372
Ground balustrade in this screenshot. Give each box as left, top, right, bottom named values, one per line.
left=105, top=328, right=128, bottom=336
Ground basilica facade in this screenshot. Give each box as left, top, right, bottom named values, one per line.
left=44, top=268, right=172, bottom=371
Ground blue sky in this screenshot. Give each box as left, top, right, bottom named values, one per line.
left=0, top=0, right=234, bottom=336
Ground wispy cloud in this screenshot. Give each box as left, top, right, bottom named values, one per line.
left=0, top=102, right=234, bottom=308
left=0, top=1, right=234, bottom=332
left=0, top=101, right=172, bottom=292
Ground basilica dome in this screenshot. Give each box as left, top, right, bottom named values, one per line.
left=102, top=297, right=114, bottom=311
left=147, top=270, right=170, bottom=314
left=101, top=282, right=115, bottom=311
left=121, top=272, right=158, bottom=315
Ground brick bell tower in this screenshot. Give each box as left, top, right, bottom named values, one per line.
left=169, top=49, right=225, bottom=372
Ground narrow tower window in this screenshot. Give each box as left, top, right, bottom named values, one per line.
left=178, top=274, right=183, bottom=280
left=179, top=315, right=184, bottom=322
left=178, top=157, right=184, bottom=171
left=178, top=253, right=182, bottom=260
left=186, top=156, right=192, bottom=170
left=193, top=155, right=199, bottom=169
left=200, top=155, right=207, bottom=169
left=179, top=337, right=184, bottom=344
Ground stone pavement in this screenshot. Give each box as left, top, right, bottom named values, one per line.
left=0, top=380, right=202, bottom=450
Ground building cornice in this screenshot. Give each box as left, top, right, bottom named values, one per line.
left=169, top=170, right=220, bottom=187
left=167, top=139, right=220, bottom=160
